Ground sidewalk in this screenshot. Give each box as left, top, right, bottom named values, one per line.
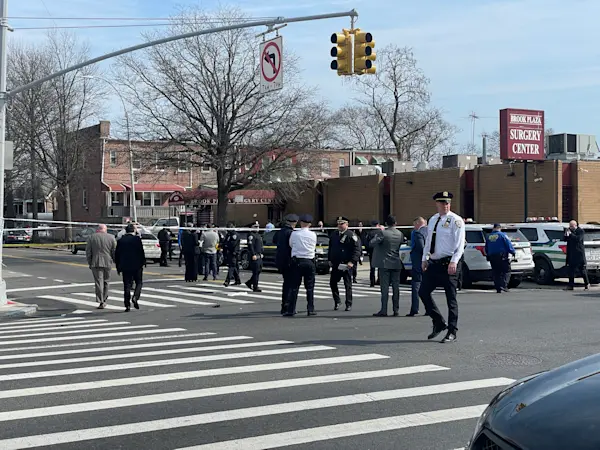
left=0, top=300, right=38, bottom=319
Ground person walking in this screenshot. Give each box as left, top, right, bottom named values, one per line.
left=201, top=224, right=220, bottom=281
left=485, top=223, right=516, bottom=293
left=115, top=223, right=146, bottom=312
left=328, top=216, right=362, bottom=311
left=245, top=223, right=264, bottom=292
left=86, top=224, right=117, bottom=310
left=565, top=220, right=590, bottom=290
left=157, top=227, right=170, bottom=267
left=223, top=223, right=242, bottom=287
left=370, top=215, right=405, bottom=317
left=419, top=191, right=465, bottom=343
left=289, top=214, right=318, bottom=317
left=274, top=214, right=298, bottom=314
left=408, top=216, right=428, bottom=316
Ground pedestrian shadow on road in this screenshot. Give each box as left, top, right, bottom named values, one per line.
left=292, top=339, right=429, bottom=346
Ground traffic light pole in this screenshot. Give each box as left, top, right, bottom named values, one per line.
left=0, top=3, right=359, bottom=305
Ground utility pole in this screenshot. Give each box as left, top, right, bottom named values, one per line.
left=0, top=3, right=359, bottom=304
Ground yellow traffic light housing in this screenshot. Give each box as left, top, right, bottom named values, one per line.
left=330, top=29, right=352, bottom=76
left=353, top=30, right=376, bottom=75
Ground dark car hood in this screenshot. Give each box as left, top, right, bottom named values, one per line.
left=486, top=352, right=600, bottom=450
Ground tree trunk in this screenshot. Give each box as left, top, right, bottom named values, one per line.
left=216, top=189, right=229, bottom=226
left=64, top=184, right=73, bottom=242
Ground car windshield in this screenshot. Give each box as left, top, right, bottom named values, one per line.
left=141, top=233, right=157, bottom=240
left=5, top=230, right=27, bottom=236
left=316, top=234, right=329, bottom=246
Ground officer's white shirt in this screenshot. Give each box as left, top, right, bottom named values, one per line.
left=289, top=227, right=317, bottom=259
left=422, top=211, right=466, bottom=264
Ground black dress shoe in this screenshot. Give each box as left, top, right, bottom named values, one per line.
left=124, top=307, right=130, bottom=312
left=393, top=312, right=399, bottom=317
left=373, top=312, right=387, bottom=317
left=334, top=303, right=341, bottom=311
left=245, top=280, right=252, bottom=289
left=345, top=306, right=352, bottom=311
left=428, top=323, right=448, bottom=340
left=405, top=312, right=417, bottom=317
left=307, top=311, right=317, bottom=316
left=283, top=312, right=295, bottom=317
left=441, top=332, right=457, bottom=343
left=253, top=288, right=262, bottom=293
left=132, top=299, right=139, bottom=310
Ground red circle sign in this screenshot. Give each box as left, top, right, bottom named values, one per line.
left=261, top=41, right=281, bottom=83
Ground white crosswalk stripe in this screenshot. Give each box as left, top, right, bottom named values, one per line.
left=0, top=316, right=513, bottom=449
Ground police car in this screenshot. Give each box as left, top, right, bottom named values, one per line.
left=399, top=222, right=534, bottom=288
left=514, top=218, right=600, bottom=285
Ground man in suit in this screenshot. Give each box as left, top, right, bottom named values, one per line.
left=86, top=224, right=117, bottom=309
left=408, top=216, right=428, bottom=316
left=370, top=215, right=405, bottom=316
left=115, top=223, right=146, bottom=312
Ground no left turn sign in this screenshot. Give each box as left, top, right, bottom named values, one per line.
left=259, top=36, right=283, bottom=94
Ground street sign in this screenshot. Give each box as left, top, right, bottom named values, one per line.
left=259, top=36, right=283, bottom=94
left=168, top=190, right=185, bottom=205
left=3, top=141, right=13, bottom=171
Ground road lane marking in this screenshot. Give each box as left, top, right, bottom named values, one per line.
left=194, top=283, right=335, bottom=299
left=0, top=317, right=86, bottom=328
left=0, top=319, right=116, bottom=333
left=0, top=324, right=157, bottom=340
left=74, top=293, right=176, bottom=308
left=145, top=287, right=254, bottom=304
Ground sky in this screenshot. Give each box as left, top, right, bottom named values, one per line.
left=7, top=0, right=600, bottom=151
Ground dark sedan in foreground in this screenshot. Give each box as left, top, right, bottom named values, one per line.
left=468, top=352, right=600, bottom=450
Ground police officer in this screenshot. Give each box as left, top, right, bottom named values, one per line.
left=274, top=214, right=298, bottom=314
left=245, top=223, right=264, bottom=292
left=328, top=216, right=361, bottom=311
left=288, top=214, right=317, bottom=317
left=485, top=223, right=516, bottom=293
left=157, top=227, right=170, bottom=267
left=419, top=192, right=466, bottom=343
left=222, top=222, right=241, bottom=287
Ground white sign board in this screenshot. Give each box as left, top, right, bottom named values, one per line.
left=259, top=36, right=283, bottom=94
left=3, top=141, right=13, bottom=171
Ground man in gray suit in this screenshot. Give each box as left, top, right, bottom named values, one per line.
left=86, top=224, right=117, bottom=309
left=370, top=215, right=405, bottom=316
left=408, top=216, right=428, bottom=316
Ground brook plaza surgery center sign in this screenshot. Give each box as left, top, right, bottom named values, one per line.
left=499, top=108, right=545, bottom=161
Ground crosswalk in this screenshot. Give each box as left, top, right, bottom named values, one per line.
left=0, top=315, right=513, bottom=449
left=35, top=277, right=463, bottom=312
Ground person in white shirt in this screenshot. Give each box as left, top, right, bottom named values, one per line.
left=419, top=191, right=466, bottom=344
left=288, top=214, right=318, bottom=316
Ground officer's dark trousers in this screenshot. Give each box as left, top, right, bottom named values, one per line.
left=225, top=258, right=241, bottom=284
left=330, top=266, right=353, bottom=307
left=410, top=268, right=424, bottom=315
left=290, top=258, right=316, bottom=313
left=368, top=252, right=379, bottom=286
left=248, top=258, right=263, bottom=290
left=280, top=266, right=295, bottom=313
left=568, top=262, right=590, bottom=287
left=122, top=269, right=143, bottom=308
left=489, top=253, right=510, bottom=292
left=419, top=259, right=458, bottom=332
left=159, top=242, right=169, bottom=266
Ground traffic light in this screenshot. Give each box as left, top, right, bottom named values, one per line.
left=330, top=29, right=352, bottom=76
left=353, top=30, right=376, bottom=75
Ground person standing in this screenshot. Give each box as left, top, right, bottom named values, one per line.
left=201, top=224, right=220, bottom=281
left=86, top=224, right=117, bottom=310
left=157, top=227, right=170, bottom=267
left=274, top=214, right=298, bottom=314
left=365, top=220, right=382, bottom=287
left=485, top=223, right=516, bottom=293
left=565, top=220, right=590, bottom=290
left=328, top=216, right=362, bottom=311
left=370, top=215, right=405, bottom=317
left=408, top=216, right=428, bottom=316
left=289, top=214, right=318, bottom=317
left=181, top=228, right=199, bottom=282
left=115, top=223, right=146, bottom=312
left=245, top=223, right=264, bottom=292
left=419, top=191, right=465, bottom=343
left=223, top=223, right=242, bottom=287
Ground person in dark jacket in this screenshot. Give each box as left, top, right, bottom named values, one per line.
left=181, top=228, right=199, bottom=282
left=485, top=223, right=516, bottom=293
left=115, top=223, right=146, bottom=312
left=409, top=217, right=428, bottom=316
left=223, top=223, right=242, bottom=287
left=245, top=223, right=264, bottom=292
left=157, top=227, right=170, bottom=267
left=365, top=220, right=381, bottom=287
left=274, top=214, right=298, bottom=314
left=565, top=220, right=589, bottom=290
left=328, top=216, right=362, bottom=311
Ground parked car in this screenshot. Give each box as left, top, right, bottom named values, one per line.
left=467, top=352, right=600, bottom=450
left=71, top=227, right=95, bottom=254
left=3, top=229, right=31, bottom=244
left=260, top=230, right=331, bottom=275
left=140, top=232, right=162, bottom=264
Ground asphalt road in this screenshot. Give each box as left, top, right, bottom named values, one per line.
left=0, top=247, right=598, bottom=449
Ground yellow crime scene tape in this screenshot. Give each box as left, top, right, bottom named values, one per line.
left=2, top=242, right=87, bottom=248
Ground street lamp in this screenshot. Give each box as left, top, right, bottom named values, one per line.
left=82, top=75, right=137, bottom=223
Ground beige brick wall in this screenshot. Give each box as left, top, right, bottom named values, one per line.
left=323, top=175, right=384, bottom=224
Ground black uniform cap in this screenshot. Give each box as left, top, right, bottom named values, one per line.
left=433, top=191, right=453, bottom=202
left=284, top=214, right=299, bottom=222
left=370, top=220, right=380, bottom=226
left=336, top=216, right=349, bottom=223
left=299, top=214, right=313, bottom=223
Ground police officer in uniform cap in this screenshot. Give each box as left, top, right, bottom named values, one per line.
left=274, top=213, right=298, bottom=314
left=419, top=191, right=466, bottom=343
left=245, top=222, right=264, bottom=292
left=288, top=214, right=318, bottom=317
left=328, top=216, right=361, bottom=311
left=222, top=222, right=242, bottom=287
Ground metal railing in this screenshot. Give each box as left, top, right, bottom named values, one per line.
left=102, top=206, right=171, bottom=218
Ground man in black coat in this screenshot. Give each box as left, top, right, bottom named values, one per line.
left=274, top=214, right=298, bottom=314
left=245, top=223, right=264, bottom=292
left=115, top=223, right=146, bottom=312
left=565, top=220, right=589, bottom=290
left=222, top=223, right=242, bottom=287
left=328, top=216, right=362, bottom=311
left=157, top=227, right=170, bottom=267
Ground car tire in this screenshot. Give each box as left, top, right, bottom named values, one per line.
left=460, top=264, right=473, bottom=289
left=400, top=268, right=409, bottom=285
left=508, top=276, right=522, bottom=289
left=240, top=251, right=250, bottom=270
left=71, top=247, right=78, bottom=255
left=534, top=259, right=554, bottom=285
left=588, top=275, right=600, bottom=285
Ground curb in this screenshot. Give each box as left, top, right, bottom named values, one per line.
left=0, top=303, right=39, bottom=319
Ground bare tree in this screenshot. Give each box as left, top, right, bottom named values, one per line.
left=332, top=105, right=391, bottom=152
left=115, top=7, right=325, bottom=224
left=351, top=45, right=456, bottom=161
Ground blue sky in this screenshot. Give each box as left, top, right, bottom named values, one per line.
left=8, top=0, right=600, bottom=149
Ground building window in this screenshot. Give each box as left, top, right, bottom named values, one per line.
left=201, top=163, right=211, bottom=172
left=82, top=189, right=87, bottom=207
left=142, top=192, right=152, bottom=206
left=339, top=158, right=345, bottom=167
left=155, top=152, right=167, bottom=171
left=132, top=156, right=142, bottom=170
left=177, top=154, right=190, bottom=172
left=109, top=150, right=117, bottom=167
left=321, top=158, right=331, bottom=173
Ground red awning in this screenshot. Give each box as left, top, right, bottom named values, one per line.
left=123, top=184, right=186, bottom=192
left=102, top=182, right=126, bottom=192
